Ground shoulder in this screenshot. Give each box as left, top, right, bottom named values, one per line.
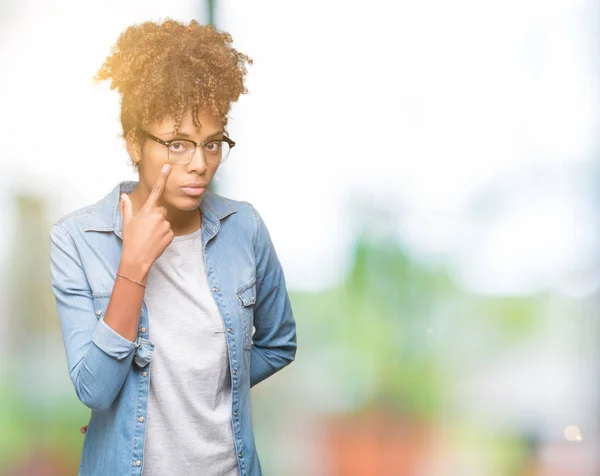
left=50, top=201, right=99, bottom=240
left=52, top=181, right=127, bottom=239
left=205, top=191, right=265, bottom=248
left=50, top=187, right=110, bottom=245
left=205, top=190, right=260, bottom=225
left=54, top=202, right=98, bottom=228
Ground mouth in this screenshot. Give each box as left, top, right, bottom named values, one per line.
left=181, top=184, right=208, bottom=196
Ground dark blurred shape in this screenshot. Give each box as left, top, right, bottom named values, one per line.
left=8, top=444, right=74, bottom=476
left=323, top=410, right=431, bottom=476
left=6, top=194, right=57, bottom=345
left=207, top=0, right=216, bottom=25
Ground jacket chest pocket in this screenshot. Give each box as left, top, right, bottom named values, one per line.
left=236, top=279, right=256, bottom=350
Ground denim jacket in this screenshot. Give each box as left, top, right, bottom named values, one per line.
left=49, top=181, right=297, bottom=476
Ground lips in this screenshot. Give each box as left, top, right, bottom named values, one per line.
left=182, top=183, right=208, bottom=188
left=181, top=183, right=208, bottom=197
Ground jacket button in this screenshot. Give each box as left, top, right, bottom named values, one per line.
left=139, top=416, right=144, bottom=423
left=142, top=372, right=147, bottom=377
left=238, top=451, right=243, bottom=458
left=227, top=327, right=233, bottom=333
left=135, top=461, right=141, bottom=466
left=141, top=327, right=146, bottom=333
left=96, top=310, right=102, bottom=316
left=232, top=369, right=237, bottom=375
left=233, top=411, right=238, bottom=417
left=213, top=287, right=218, bottom=292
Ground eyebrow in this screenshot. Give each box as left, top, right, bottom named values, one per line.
left=164, top=130, right=224, bottom=141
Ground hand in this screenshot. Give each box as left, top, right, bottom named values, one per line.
left=119, top=164, right=175, bottom=279
left=80, top=425, right=88, bottom=435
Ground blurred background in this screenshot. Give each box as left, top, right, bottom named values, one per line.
left=1, top=0, right=599, bottom=474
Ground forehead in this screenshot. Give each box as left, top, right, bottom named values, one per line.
left=153, top=109, right=223, bottom=135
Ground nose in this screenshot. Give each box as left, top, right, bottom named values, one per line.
left=186, top=145, right=209, bottom=174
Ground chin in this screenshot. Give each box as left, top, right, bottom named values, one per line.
left=175, top=196, right=203, bottom=210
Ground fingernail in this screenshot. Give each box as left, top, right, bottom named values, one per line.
left=162, top=164, right=170, bottom=173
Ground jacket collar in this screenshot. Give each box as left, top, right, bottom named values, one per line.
left=84, top=181, right=238, bottom=237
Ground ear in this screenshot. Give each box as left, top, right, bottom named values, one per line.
left=125, top=129, right=143, bottom=166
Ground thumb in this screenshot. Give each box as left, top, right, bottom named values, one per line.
left=121, top=194, right=133, bottom=224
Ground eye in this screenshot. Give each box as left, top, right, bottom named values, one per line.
left=205, top=141, right=223, bottom=154
left=168, top=141, right=190, bottom=153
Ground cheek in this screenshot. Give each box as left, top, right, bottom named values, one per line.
left=208, top=164, right=220, bottom=177
left=140, top=151, right=168, bottom=179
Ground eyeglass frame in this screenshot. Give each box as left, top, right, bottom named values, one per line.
left=137, top=129, right=236, bottom=165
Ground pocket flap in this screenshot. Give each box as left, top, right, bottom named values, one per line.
left=237, top=280, right=256, bottom=307
left=134, top=337, right=155, bottom=368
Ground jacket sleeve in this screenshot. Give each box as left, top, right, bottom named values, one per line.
left=248, top=205, right=297, bottom=387
left=49, top=224, right=137, bottom=411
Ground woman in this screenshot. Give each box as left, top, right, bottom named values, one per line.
left=49, top=19, right=297, bottom=476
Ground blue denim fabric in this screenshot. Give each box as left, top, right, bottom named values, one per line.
left=49, top=181, right=297, bottom=476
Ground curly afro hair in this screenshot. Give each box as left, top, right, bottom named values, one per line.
left=95, top=18, right=252, bottom=164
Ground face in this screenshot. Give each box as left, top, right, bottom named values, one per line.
left=127, top=109, right=224, bottom=211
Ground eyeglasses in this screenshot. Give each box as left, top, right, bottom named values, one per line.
left=138, top=129, right=235, bottom=166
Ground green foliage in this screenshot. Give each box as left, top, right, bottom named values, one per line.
left=291, top=231, right=541, bottom=421
left=0, top=380, right=85, bottom=471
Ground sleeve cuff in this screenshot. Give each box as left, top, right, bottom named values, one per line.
left=92, top=317, right=137, bottom=360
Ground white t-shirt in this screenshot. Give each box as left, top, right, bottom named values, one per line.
left=141, top=227, right=239, bottom=476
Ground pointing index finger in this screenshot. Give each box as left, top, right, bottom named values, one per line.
left=145, top=164, right=171, bottom=209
